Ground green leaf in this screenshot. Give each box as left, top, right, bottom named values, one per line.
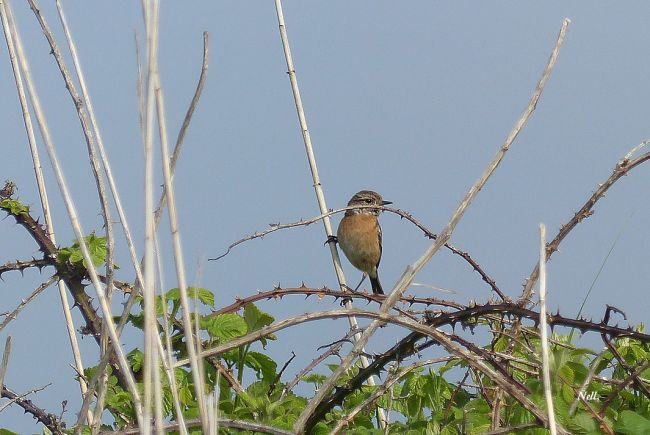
left=165, top=287, right=214, bottom=307
left=616, top=410, right=650, bottom=434
left=302, top=373, right=327, bottom=384
left=58, top=233, right=107, bottom=268
left=567, top=412, right=598, bottom=433
left=245, top=351, right=277, bottom=383
left=244, top=303, right=275, bottom=331
left=0, top=198, right=29, bottom=216
left=201, top=313, right=247, bottom=342
left=127, top=349, right=144, bottom=372
left=0, top=429, right=20, bottom=435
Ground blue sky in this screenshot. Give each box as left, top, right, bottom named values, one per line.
left=1, top=1, right=649, bottom=431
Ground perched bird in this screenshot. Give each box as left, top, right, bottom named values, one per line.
left=336, top=190, right=391, bottom=294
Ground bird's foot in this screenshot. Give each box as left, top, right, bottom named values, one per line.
left=325, top=235, right=338, bottom=246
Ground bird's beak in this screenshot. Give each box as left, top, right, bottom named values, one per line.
left=382, top=200, right=392, bottom=206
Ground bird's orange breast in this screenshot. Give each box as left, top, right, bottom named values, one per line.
left=336, top=213, right=381, bottom=273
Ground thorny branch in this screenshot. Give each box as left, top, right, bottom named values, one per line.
left=211, top=285, right=464, bottom=317
left=209, top=205, right=505, bottom=299
left=0, top=258, right=51, bottom=278
left=0, top=190, right=130, bottom=391
left=518, top=144, right=650, bottom=306
left=1, top=385, right=65, bottom=434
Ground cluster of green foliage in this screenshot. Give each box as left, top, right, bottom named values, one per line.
left=71, top=285, right=650, bottom=434
left=57, top=233, right=112, bottom=269
left=0, top=198, right=29, bottom=217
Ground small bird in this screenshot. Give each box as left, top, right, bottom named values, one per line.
left=336, top=190, right=391, bottom=294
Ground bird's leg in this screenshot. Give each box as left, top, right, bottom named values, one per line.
left=325, top=235, right=338, bottom=245
left=354, top=274, right=367, bottom=291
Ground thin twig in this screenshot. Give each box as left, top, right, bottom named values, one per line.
left=210, top=205, right=504, bottom=298
left=0, top=258, right=50, bottom=276
left=599, top=360, right=650, bottom=417
left=281, top=329, right=359, bottom=399
left=518, top=141, right=650, bottom=306
left=0, top=275, right=57, bottom=332
left=269, top=351, right=296, bottom=396
left=153, top=32, right=209, bottom=230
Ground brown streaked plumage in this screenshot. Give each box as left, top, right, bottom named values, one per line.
left=336, top=190, right=391, bottom=294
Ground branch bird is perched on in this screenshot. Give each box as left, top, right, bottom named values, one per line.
left=336, top=190, right=391, bottom=294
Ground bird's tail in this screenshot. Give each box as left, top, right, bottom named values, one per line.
left=370, top=274, right=384, bottom=295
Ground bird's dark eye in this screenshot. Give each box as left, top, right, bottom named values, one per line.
left=365, top=198, right=372, bottom=204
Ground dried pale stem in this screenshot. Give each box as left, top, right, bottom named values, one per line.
left=295, top=17, right=571, bottom=433
left=14, top=0, right=143, bottom=424
left=273, top=0, right=387, bottom=427
left=155, top=82, right=209, bottom=428
left=52, top=5, right=119, bottom=426
left=538, top=224, right=557, bottom=434
left=0, top=337, right=11, bottom=389
left=155, top=237, right=188, bottom=434
left=25, top=0, right=116, bottom=324
left=0, top=0, right=90, bottom=418
left=142, top=0, right=160, bottom=431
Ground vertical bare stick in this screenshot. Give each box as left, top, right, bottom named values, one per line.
left=141, top=0, right=159, bottom=431
left=24, top=0, right=116, bottom=320
left=272, top=0, right=386, bottom=427
left=295, top=18, right=571, bottom=433
left=156, top=81, right=209, bottom=430
left=7, top=0, right=143, bottom=426
left=155, top=236, right=188, bottom=435
left=54, top=0, right=146, bottom=312
left=539, top=224, right=557, bottom=434
left=0, top=1, right=92, bottom=423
